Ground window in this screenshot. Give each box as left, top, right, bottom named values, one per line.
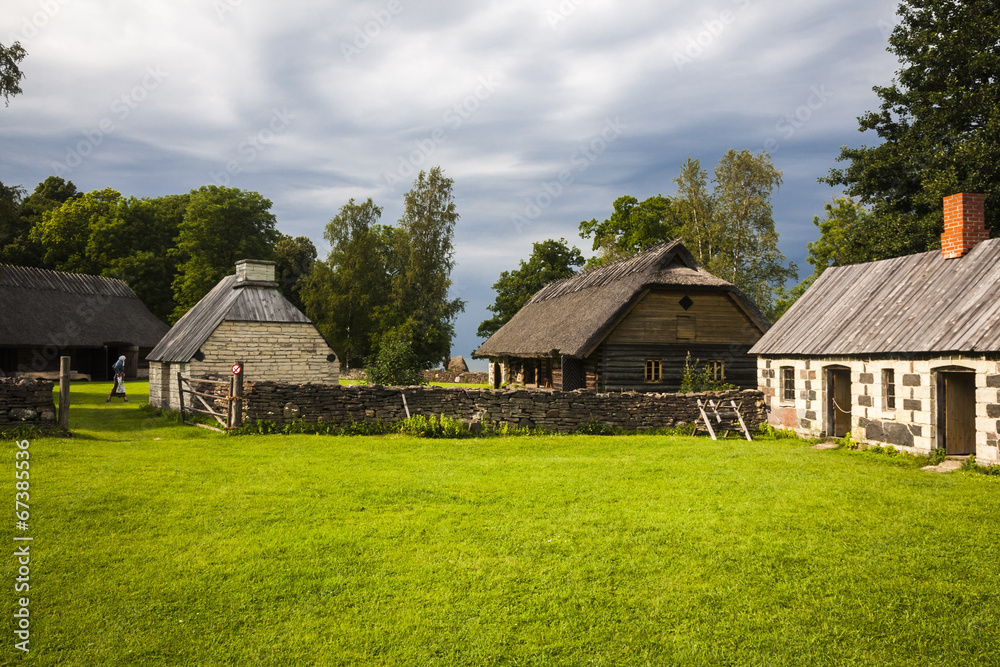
left=883, top=369, right=896, bottom=410
left=645, top=359, right=662, bottom=383
left=707, top=360, right=725, bottom=382
left=677, top=315, right=696, bottom=340
left=781, top=367, right=795, bottom=401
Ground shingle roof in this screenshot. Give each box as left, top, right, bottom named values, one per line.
left=475, top=241, right=770, bottom=359
left=750, top=238, right=1000, bottom=356
left=0, top=264, right=169, bottom=348
left=147, top=274, right=312, bottom=363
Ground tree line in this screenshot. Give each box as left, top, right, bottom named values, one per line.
left=0, top=167, right=464, bottom=378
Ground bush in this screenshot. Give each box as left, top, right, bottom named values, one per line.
left=365, top=327, right=426, bottom=387
left=679, top=352, right=737, bottom=393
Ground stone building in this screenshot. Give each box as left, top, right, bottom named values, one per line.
left=751, top=193, right=1000, bottom=464
left=147, top=259, right=339, bottom=411
left=475, top=241, right=770, bottom=392
left=0, top=264, right=168, bottom=380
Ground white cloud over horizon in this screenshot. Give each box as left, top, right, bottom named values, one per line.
left=2, top=0, right=902, bottom=368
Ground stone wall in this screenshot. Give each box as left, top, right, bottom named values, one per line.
left=150, top=320, right=340, bottom=411
left=242, top=382, right=766, bottom=434
left=0, top=378, right=57, bottom=428
left=758, top=355, right=1000, bottom=464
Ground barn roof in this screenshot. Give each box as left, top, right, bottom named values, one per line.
left=147, top=273, right=311, bottom=363
left=0, top=264, right=169, bottom=349
left=475, top=240, right=770, bottom=359
left=750, top=238, right=1000, bottom=356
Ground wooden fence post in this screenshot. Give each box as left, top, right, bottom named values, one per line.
left=59, top=356, right=70, bottom=430
left=231, top=361, right=244, bottom=428
left=177, top=372, right=185, bottom=423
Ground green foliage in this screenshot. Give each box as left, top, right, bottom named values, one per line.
left=926, top=446, right=948, bottom=466
left=679, top=352, right=735, bottom=393
left=0, top=423, right=46, bottom=440
left=171, top=185, right=280, bottom=322
left=273, top=234, right=316, bottom=313
left=579, top=195, right=682, bottom=268
left=477, top=238, right=584, bottom=339
left=756, top=423, right=798, bottom=440
left=394, top=414, right=470, bottom=438
left=386, top=167, right=466, bottom=366
left=301, top=198, right=393, bottom=369
left=0, top=40, right=26, bottom=106
left=365, top=326, right=426, bottom=386
left=581, top=151, right=795, bottom=318
left=823, top=0, right=1000, bottom=249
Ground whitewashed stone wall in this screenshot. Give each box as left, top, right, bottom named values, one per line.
left=149, top=321, right=339, bottom=411
left=757, top=356, right=1000, bottom=464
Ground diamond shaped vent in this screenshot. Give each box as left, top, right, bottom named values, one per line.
left=679, top=295, right=694, bottom=311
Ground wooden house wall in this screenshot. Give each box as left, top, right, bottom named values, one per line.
left=605, top=290, right=762, bottom=347
left=597, top=342, right=757, bottom=393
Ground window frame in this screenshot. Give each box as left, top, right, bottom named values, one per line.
left=882, top=368, right=896, bottom=411
left=644, top=359, right=662, bottom=383
left=707, top=360, right=725, bottom=383
left=780, top=366, right=795, bottom=402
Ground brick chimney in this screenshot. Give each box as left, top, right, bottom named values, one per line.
left=234, top=259, right=277, bottom=287
left=941, top=193, right=989, bottom=259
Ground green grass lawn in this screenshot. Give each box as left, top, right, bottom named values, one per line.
left=4, top=382, right=1000, bottom=666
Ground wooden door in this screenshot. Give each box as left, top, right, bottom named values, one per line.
left=829, top=368, right=851, bottom=438
left=943, top=373, right=976, bottom=455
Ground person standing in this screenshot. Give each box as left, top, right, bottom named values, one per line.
left=107, top=355, right=128, bottom=402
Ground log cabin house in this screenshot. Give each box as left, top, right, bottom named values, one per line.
left=147, top=259, right=339, bottom=411
left=0, top=264, right=168, bottom=380
left=475, top=241, right=770, bottom=392
left=750, top=193, right=1000, bottom=464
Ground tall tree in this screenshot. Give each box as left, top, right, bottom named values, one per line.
left=0, top=41, right=26, bottom=106
left=823, top=0, right=1000, bottom=256
left=387, top=166, right=465, bottom=366
left=673, top=158, right=718, bottom=266
left=709, top=149, right=796, bottom=316
left=301, top=199, right=393, bottom=369
left=171, top=186, right=279, bottom=321
left=0, top=181, right=25, bottom=256
left=274, top=234, right=317, bottom=313
left=92, top=194, right=188, bottom=323
left=0, top=176, right=80, bottom=266
left=29, top=188, right=124, bottom=274
left=478, top=238, right=584, bottom=340
left=579, top=195, right=682, bottom=268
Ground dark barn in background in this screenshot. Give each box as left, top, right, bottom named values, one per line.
left=476, top=241, right=770, bottom=392
left=0, top=265, right=169, bottom=380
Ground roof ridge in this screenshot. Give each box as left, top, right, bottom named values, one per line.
left=0, top=264, right=138, bottom=298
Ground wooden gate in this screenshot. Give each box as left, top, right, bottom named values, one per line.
left=177, top=374, right=241, bottom=432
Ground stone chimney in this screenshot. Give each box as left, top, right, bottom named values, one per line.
left=234, top=259, right=278, bottom=287
left=941, top=193, right=989, bottom=259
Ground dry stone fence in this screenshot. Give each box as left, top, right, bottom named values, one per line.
left=238, top=382, right=767, bottom=433
left=0, top=378, right=57, bottom=428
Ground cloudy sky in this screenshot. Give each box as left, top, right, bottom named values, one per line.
left=2, top=0, right=903, bottom=368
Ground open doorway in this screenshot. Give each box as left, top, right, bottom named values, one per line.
left=937, top=370, right=976, bottom=455
left=826, top=366, right=852, bottom=438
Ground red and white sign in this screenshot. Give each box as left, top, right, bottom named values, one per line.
left=232, top=363, right=242, bottom=375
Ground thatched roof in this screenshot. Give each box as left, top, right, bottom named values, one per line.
left=750, top=238, right=1000, bottom=357
left=476, top=241, right=770, bottom=359
left=148, top=273, right=311, bottom=363
left=0, top=264, right=169, bottom=348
